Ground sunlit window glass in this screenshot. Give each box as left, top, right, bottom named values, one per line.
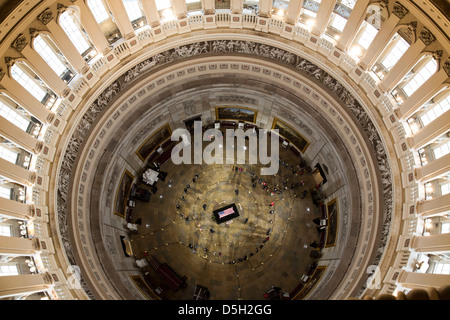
left=87, top=0, right=110, bottom=23
left=59, top=11, right=91, bottom=54
left=10, top=64, right=47, bottom=102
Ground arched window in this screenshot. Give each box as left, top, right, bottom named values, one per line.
left=329, top=13, right=347, bottom=32
left=0, top=264, right=19, bottom=275
left=401, top=57, right=438, bottom=97
left=59, top=10, right=92, bottom=56
left=433, top=140, right=450, bottom=160
left=33, top=34, right=75, bottom=83
left=87, top=0, right=110, bottom=24
left=0, top=186, right=11, bottom=200
left=0, top=225, right=12, bottom=237
left=421, top=95, right=450, bottom=127
left=10, top=63, right=48, bottom=103
left=326, top=0, right=356, bottom=35
left=432, top=261, right=450, bottom=274
left=380, top=34, right=410, bottom=70
left=356, top=21, right=378, bottom=50
left=0, top=99, right=31, bottom=132
left=0, top=144, right=18, bottom=164
left=441, top=181, right=450, bottom=196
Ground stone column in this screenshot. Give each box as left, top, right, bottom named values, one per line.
left=11, top=34, right=69, bottom=98
left=0, top=116, right=43, bottom=154
left=229, top=0, right=243, bottom=28
left=141, top=0, right=161, bottom=27
left=410, top=233, right=450, bottom=253
left=255, top=0, right=271, bottom=32
left=414, top=153, right=450, bottom=183
left=396, top=68, right=449, bottom=120
left=202, top=0, right=216, bottom=28
left=407, top=109, right=450, bottom=150
left=140, top=0, right=166, bottom=40
left=173, top=0, right=190, bottom=32
left=74, top=0, right=111, bottom=54
left=0, top=75, right=54, bottom=124
left=202, top=0, right=215, bottom=14
left=104, top=0, right=136, bottom=39
left=358, top=12, right=402, bottom=70
left=230, top=0, right=243, bottom=14
left=279, top=0, right=303, bottom=39
left=0, top=235, right=41, bottom=256
left=0, top=272, right=53, bottom=299
left=285, top=0, right=303, bottom=25
left=311, top=0, right=337, bottom=36
left=378, top=39, right=427, bottom=93
left=398, top=270, right=450, bottom=290
left=336, top=0, right=371, bottom=51
left=417, top=193, right=450, bottom=217
left=0, top=158, right=36, bottom=187
left=0, top=197, right=33, bottom=220
left=36, top=8, right=89, bottom=75
left=258, top=0, right=272, bottom=17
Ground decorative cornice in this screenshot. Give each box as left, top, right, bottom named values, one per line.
left=37, top=8, right=53, bottom=25
left=393, top=1, right=409, bottom=19
left=419, top=27, right=436, bottom=45
left=56, top=3, right=67, bottom=12
left=443, top=58, right=450, bottom=77
left=11, top=33, right=27, bottom=52
left=4, top=56, right=14, bottom=67
left=433, top=49, right=443, bottom=61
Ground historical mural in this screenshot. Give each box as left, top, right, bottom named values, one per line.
left=272, top=118, right=309, bottom=153
left=136, top=124, right=172, bottom=162
left=114, top=170, right=134, bottom=218
left=216, top=106, right=257, bottom=123
left=325, top=199, right=338, bottom=247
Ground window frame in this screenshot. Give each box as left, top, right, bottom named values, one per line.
left=87, top=0, right=111, bottom=24
left=33, top=33, right=74, bottom=82
left=10, top=62, right=49, bottom=104
left=400, top=57, right=438, bottom=97
left=379, top=34, right=410, bottom=71
left=58, top=10, right=93, bottom=57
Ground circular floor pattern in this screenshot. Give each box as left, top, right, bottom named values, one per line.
left=130, top=135, right=323, bottom=300
left=174, top=165, right=295, bottom=265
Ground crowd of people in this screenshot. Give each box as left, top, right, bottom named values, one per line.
left=172, top=157, right=313, bottom=264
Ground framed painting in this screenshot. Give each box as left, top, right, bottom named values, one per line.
left=114, top=169, right=135, bottom=218
left=216, top=106, right=257, bottom=123
left=272, top=118, right=309, bottom=153
left=325, top=199, right=338, bottom=247
left=136, top=124, right=172, bottom=161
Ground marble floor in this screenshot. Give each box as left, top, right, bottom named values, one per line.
left=130, top=136, right=321, bottom=300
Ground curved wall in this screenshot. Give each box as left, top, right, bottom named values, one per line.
left=0, top=0, right=448, bottom=300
